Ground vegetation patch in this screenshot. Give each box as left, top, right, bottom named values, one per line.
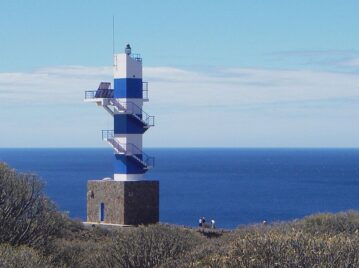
left=1, top=162, right=359, bottom=267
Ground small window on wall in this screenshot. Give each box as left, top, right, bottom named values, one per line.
left=100, top=203, right=105, bottom=222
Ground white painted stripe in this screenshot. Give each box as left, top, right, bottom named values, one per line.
left=114, top=134, right=143, bottom=152
left=113, top=98, right=143, bottom=115
left=113, top=53, right=142, bottom=79
left=114, top=173, right=143, bottom=181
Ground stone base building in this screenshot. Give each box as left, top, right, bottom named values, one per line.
left=87, top=180, right=159, bottom=225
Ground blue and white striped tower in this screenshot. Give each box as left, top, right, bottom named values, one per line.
left=111, top=44, right=154, bottom=180
left=85, top=44, right=154, bottom=181
left=85, top=44, right=158, bottom=225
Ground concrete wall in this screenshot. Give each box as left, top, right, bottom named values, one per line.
left=87, top=180, right=159, bottom=225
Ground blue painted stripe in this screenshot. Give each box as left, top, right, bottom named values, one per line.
left=114, top=154, right=146, bottom=174
left=114, top=114, right=147, bottom=134
left=114, top=78, right=142, bottom=98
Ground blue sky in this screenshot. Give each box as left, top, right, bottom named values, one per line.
left=0, top=0, right=359, bottom=147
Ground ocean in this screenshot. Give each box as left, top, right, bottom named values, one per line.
left=0, top=148, right=359, bottom=229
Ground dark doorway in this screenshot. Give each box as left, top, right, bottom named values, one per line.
left=100, top=202, right=105, bottom=222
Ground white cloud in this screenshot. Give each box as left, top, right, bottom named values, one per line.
left=146, top=66, right=359, bottom=108
left=0, top=65, right=358, bottom=147
left=340, top=58, right=359, bottom=67
left=0, top=66, right=112, bottom=105
left=1, top=65, right=359, bottom=107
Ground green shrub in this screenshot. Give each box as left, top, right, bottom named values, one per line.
left=45, top=224, right=113, bottom=268
left=0, top=243, right=50, bottom=268
left=107, top=224, right=204, bottom=268
left=175, top=216, right=359, bottom=268
left=0, top=163, right=67, bottom=248
left=294, top=210, right=359, bottom=235
left=47, top=237, right=111, bottom=268
left=222, top=228, right=359, bottom=267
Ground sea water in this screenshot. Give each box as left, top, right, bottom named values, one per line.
left=1, top=148, right=359, bottom=229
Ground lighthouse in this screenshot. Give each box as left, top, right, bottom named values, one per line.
left=84, top=44, right=159, bottom=225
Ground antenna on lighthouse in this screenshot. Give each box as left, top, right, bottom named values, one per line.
left=112, top=16, right=115, bottom=56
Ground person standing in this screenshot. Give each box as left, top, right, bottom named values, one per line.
left=202, top=217, right=206, bottom=227
left=211, top=219, right=216, bottom=229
